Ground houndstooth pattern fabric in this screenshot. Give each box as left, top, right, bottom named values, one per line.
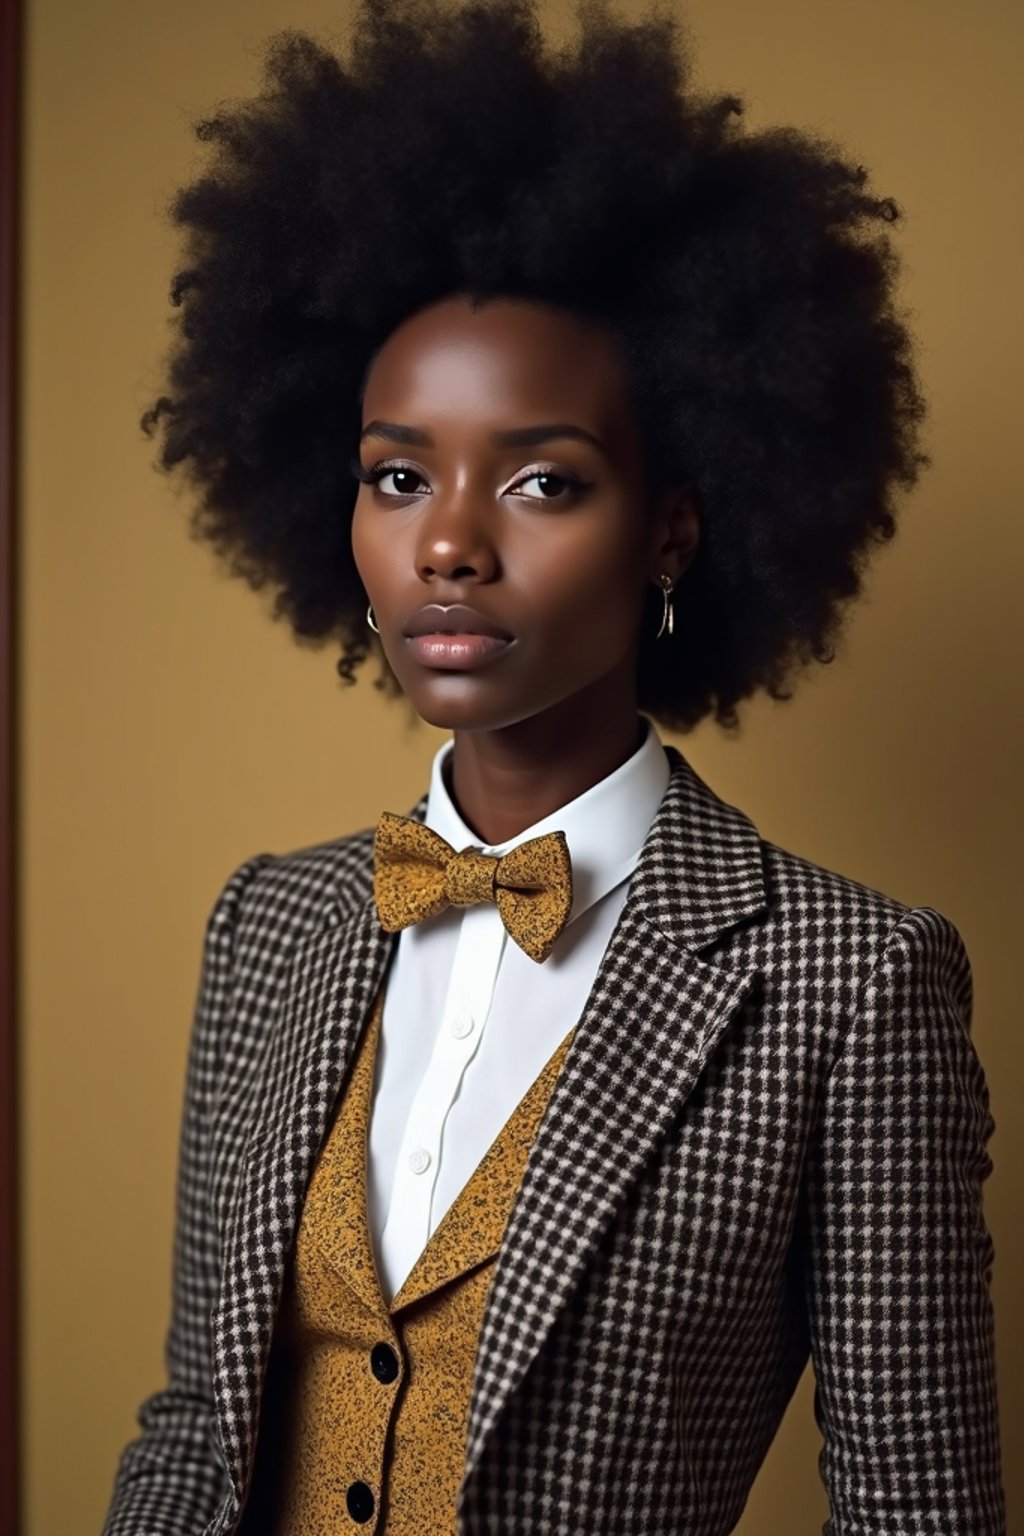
left=101, top=745, right=1005, bottom=1535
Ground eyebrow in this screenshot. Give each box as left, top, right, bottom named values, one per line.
left=359, top=420, right=607, bottom=454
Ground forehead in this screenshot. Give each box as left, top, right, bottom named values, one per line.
left=361, top=295, right=636, bottom=438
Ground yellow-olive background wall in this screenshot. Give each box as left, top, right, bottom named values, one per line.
left=20, top=0, right=1022, bottom=1532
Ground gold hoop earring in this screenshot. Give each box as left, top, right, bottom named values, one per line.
left=366, top=603, right=380, bottom=635
left=655, top=573, right=675, bottom=639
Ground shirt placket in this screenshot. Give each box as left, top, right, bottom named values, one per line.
left=380, top=899, right=507, bottom=1294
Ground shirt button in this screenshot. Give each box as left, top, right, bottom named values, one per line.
left=450, top=1007, right=474, bottom=1039
left=346, top=1481, right=375, bottom=1522
left=408, top=1146, right=431, bottom=1174
left=370, top=1341, right=399, bottom=1383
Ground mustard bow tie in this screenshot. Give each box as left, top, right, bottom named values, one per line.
left=373, top=810, right=574, bottom=963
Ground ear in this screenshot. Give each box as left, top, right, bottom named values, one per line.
left=647, top=485, right=700, bottom=585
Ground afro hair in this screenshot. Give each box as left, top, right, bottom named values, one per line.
left=142, top=0, right=928, bottom=732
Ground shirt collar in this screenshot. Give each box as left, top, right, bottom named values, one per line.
left=423, top=715, right=671, bottom=924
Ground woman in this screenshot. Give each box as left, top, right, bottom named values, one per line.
left=102, top=0, right=1005, bottom=1531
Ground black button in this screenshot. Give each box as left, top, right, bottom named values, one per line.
left=370, top=1341, right=399, bottom=1383
left=346, top=1481, right=375, bottom=1522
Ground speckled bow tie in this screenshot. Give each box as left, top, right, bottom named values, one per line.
left=373, top=811, right=574, bottom=964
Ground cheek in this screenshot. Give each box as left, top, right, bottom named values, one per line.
left=350, top=502, right=391, bottom=595
left=349, top=504, right=369, bottom=583
left=521, top=512, right=646, bottom=640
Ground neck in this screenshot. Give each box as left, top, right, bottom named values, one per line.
left=445, top=675, right=645, bottom=846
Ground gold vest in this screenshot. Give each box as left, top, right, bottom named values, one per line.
left=240, top=986, right=576, bottom=1535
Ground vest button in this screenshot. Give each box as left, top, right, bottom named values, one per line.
left=370, top=1341, right=399, bottom=1383
left=346, top=1481, right=375, bottom=1522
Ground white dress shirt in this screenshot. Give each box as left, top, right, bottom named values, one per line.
left=366, top=716, right=671, bottom=1302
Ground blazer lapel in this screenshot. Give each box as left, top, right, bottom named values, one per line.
left=211, top=883, right=395, bottom=1504
left=460, top=745, right=768, bottom=1487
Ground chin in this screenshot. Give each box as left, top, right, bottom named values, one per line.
left=402, top=677, right=550, bottom=735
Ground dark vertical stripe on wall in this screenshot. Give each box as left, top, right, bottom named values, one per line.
left=0, top=0, right=21, bottom=1530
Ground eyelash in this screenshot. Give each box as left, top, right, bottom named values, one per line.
left=349, top=456, right=593, bottom=505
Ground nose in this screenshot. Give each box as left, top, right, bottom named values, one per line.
left=415, top=483, right=499, bottom=584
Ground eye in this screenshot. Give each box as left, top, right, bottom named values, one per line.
left=508, top=469, right=591, bottom=503
left=349, top=456, right=591, bottom=504
left=349, top=457, right=427, bottom=497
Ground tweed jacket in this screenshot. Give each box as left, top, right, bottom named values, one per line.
left=102, top=745, right=1005, bottom=1536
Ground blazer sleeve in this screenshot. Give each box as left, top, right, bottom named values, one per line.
left=802, top=904, right=1005, bottom=1535
left=101, top=852, right=274, bottom=1536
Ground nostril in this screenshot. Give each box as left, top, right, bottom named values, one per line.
left=418, top=565, right=480, bottom=582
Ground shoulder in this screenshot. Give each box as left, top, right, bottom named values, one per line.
left=664, top=748, right=951, bottom=978
left=759, top=830, right=966, bottom=949
left=760, top=832, right=911, bottom=933
left=744, top=831, right=971, bottom=1023
left=205, top=823, right=379, bottom=957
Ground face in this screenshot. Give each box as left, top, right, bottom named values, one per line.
left=350, top=294, right=697, bottom=734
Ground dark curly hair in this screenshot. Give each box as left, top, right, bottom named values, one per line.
left=142, top=0, right=927, bottom=732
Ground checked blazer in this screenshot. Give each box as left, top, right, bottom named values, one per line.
left=102, top=744, right=1005, bottom=1536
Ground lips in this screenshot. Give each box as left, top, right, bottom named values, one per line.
left=403, top=603, right=513, bottom=640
